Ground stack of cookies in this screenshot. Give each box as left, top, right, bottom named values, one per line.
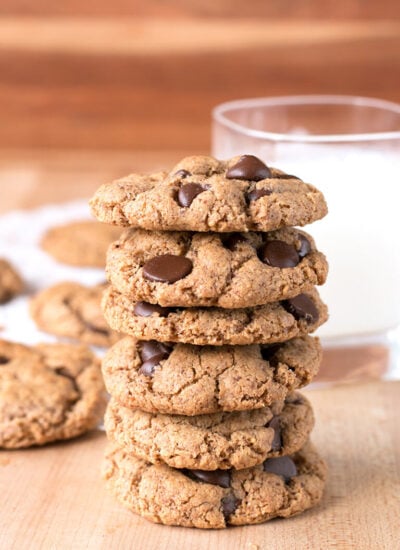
left=90, top=154, right=329, bottom=529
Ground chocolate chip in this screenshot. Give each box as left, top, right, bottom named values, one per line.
left=134, top=301, right=171, bottom=317
left=177, top=183, right=208, bottom=207
left=260, top=344, right=280, bottom=362
left=259, top=240, right=300, bottom=268
left=284, top=294, right=319, bottom=323
left=298, top=234, right=312, bottom=259
left=139, top=341, right=172, bottom=362
left=247, top=188, right=272, bottom=202
left=139, top=353, right=169, bottom=376
left=143, top=255, right=193, bottom=283
left=268, top=416, right=282, bottom=452
left=221, top=495, right=240, bottom=521
left=174, top=169, right=191, bottom=178
left=226, top=155, right=271, bottom=181
left=263, top=456, right=297, bottom=482
left=221, top=233, right=246, bottom=251
left=0, top=355, right=9, bottom=365
left=185, top=469, right=231, bottom=488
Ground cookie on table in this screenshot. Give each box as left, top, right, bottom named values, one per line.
left=106, top=227, right=328, bottom=308
left=102, top=335, right=321, bottom=416
left=103, top=440, right=326, bottom=528
left=90, top=154, right=327, bottom=232
left=41, top=220, right=121, bottom=268
left=0, top=259, right=24, bottom=304
left=105, top=392, right=314, bottom=471
left=30, top=282, right=120, bottom=347
left=0, top=339, right=106, bottom=448
left=103, top=285, right=327, bottom=346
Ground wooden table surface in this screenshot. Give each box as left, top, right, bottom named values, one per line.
left=1, top=381, right=399, bottom=550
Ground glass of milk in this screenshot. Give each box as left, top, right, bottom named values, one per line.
left=212, top=95, right=400, bottom=382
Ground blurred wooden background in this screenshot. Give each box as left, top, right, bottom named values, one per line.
left=0, top=1, right=400, bottom=209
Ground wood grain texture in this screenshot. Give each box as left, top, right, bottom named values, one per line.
left=0, top=10, right=399, bottom=151
left=0, top=381, right=398, bottom=549
left=1, top=0, right=400, bottom=19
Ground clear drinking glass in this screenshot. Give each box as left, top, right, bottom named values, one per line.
left=212, top=95, right=400, bottom=384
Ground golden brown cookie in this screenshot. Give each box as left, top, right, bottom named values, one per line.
left=0, top=339, right=106, bottom=448
left=105, top=392, right=314, bottom=470
left=30, top=282, right=120, bottom=347
left=106, top=227, right=328, bottom=308
left=90, top=154, right=327, bottom=232
left=41, top=220, right=121, bottom=268
left=103, top=440, right=326, bottom=528
left=102, top=286, right=328, bottom=346
left=0, top=259, right=24, bottom=304
left=102, top=335, right=321, bottom=415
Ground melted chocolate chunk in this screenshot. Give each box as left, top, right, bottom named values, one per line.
left=0, top=355, right=10, bottom=365
left=260, top=344, right=280, bottom=362
left=134, top=301, right=171, bottom=317
left=226, top=155, right=271, bottom=181
left=268, top=416, right=282, bottom=452
left=139, top=341, right=172, bottom=362
left=283, top=294, right=319, bottom=323
left=139, top=353, right=169, bottom=376
left=298, top=234, right=312, bottom=258
left=143, top=255, right=193, bottom=283
left=221, top=494, right=240, bottom=521
left=263, top=456, right=297, bottom=482
left=185, top=469, right=231, bottom=488
left=177, top=183, right=208, bottom=207
left=221, top=233, right=246, bottom=251
left=247, top=187, right=272, bottom=202
left=174, top=169, right=191, bottom=178
left=259, top=240, right=300, bottom=268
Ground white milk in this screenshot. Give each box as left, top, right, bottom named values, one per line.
left=214, top=137, right=400, bottom=339
left=270, top=144, right=400, bottom=339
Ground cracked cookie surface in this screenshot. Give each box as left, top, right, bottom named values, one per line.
left=106, top=227, right=328, bottom=308
left=103, top=286, right=327, bottom=346
left=30, top=282, right=120, bottom=347
left=41, top=220, right=121, bottom=268
left=105, top=392, right=314, bottom=471
left=102, top=335, right=321, bottom=415
left=0, top=339, right=106, bottom=448
left=103, top=440, right=326, bottom=528
left=90, top=155, right=327, bottom=232
left=0, top=259, right=24, bottom=304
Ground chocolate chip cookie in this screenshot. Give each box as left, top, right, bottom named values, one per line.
left=102, top=335, right=321, bottom=415
left=102, top=285, right=327, bottom=346
left=90, top=155, right=327, bottom=232
left=0, top=259, right=24, bottom=304
left=106, top=227, right=328, bottom=308
left=41, top=220, right=121, bottom=268
left=30, top=282, right=120, bottom=347
left=105, top=392, right=313, bottom=471
left=103, top=440, right=326, bottom=528
left=0, top=339, right=106, bottom=448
